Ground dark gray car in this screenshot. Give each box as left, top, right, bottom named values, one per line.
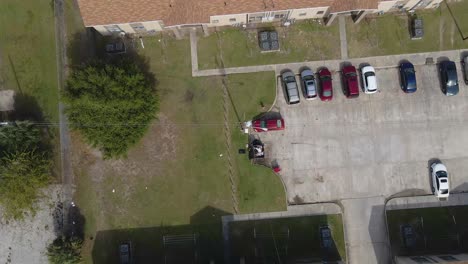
left=281, top=71, right=300, bottom=104
left=439, top=60, right=459, bottom=96
left=300, top=69, right=317, bottom=100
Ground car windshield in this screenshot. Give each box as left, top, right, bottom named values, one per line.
left=303, top=75, right=314, bottom=81
left=260, top=120, right=266, bottom=128
left=404, top=68, right=415, bottom=74
left=321, top=75, right=331, bottom=81
left=276, top=120, right=282, bottom=128
left=436, top=171, right=447, bottom=178
left=441, top=189, right=449, bottom=194
left=364, top=72, right=375, bottom=78
left=323, top=90, right=332, bottom=97
left=285, top=76, right=296, bottom=83
left=346, top=72, right=357, bottom=77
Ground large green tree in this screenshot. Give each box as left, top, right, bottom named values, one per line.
left=63, top=59, right=158, bottom=158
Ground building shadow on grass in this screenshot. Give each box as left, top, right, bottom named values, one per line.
left=92, top=206, right=231, bottom=264
left=67, top=29, right=158, bottom=89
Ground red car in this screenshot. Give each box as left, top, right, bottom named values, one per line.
left=318, top=68, right=333, bottom=101
left=342, top=65, right=359, bottom=98
left=252, top=118, right=285, bottom=132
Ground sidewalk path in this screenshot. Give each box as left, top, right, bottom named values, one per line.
left=339, top=16, right=348, bottom=60
left=54, top=0, right=73, bottom=235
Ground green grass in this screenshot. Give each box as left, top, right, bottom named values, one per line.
left=229, top=214, right=345, bottom=261
left=198, top=21, right=340, bottom=69
left=386, top=206, right=468, bottom=255
left=226, top=73, right=286, bottom=213
left=347, top=1, right=468, bottom=58
left=73, top=35, right=286, bottom=263
left=0, top=0, right=59, bottom=121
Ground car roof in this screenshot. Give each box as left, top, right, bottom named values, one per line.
left=362, top=65, right=375, bottom=73
left=343, top=65, right=356, bottom=73
left=319, top=68, right=331, bottom=75
left=367, top=75, right=377, bottom=90
left=282, top=71, right=295, bottom=78
left=433, top=163, right=447, bottom=172
left=301, top=69, right=314, bottom=77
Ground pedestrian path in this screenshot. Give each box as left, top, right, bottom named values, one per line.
left=339, top=16, right=348, bottom=60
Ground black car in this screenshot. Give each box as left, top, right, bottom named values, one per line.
left=399, top=62, right=417, bottom=93
left=319, top=226, right=333, bottom=250
left=439, top=61, right=459, bottom=96
left=401, top=225, right=416, bottom=249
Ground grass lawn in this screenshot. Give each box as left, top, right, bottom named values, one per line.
left=72, top=33, right=286, bottom=263
left=0, top=0, right=58, bottom=122
left=387, top=206, right=468, bottom=255
left=197, top=21, right=340, bottom=69
left=229, top=214, right=346, bottom=262
left=347, top=1, right=468, bottom=58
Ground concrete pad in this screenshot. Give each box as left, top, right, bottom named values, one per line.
left=0, top=90, right=15, bottom=111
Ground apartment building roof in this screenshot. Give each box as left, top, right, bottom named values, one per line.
left=77, top=0, right=378, bottom=27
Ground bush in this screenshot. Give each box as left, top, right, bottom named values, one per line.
left=0, top=151, right=51, bottom=219
left=47, top=236, right=83, bottom=264
left=63, top=59, right=158, bottom=158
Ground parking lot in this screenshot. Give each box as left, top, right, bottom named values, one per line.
left=254, top=54, right=468, bottom=263
left=260, top=60, right=468, bottom=203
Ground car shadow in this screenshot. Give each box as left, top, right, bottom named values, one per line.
left=436, top=57, right=451, bottom=95
left=339, top=61, right=353, bottom=96
left=460, top=51, right=468, bottom=85
left=427, top=158, right=441, bottom=193
left=358, top=63, right=371, bottom=93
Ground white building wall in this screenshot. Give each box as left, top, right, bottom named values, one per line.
left=377, top=0, right=400, bottom=12
left=289, top=7, right=329, bottom=20
left=208, top=13, right=247, bottom=27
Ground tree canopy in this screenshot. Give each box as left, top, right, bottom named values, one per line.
left=63, top=59, right=158, bottom=158
left=47, top=236, right=83, bottom=264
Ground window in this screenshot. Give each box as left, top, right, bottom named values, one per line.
left=104, top=25, right=123, bottom=33
left=317, top=10, right=325, bottom=15
left=229, top=18, right=236, bottom=22
left=130, top=23, right=146, bottom=33
left=438, top=255, right=458, bottom=261
left=409, top=256, right=431, bottom=263
left=299, top=12, right=307, bottom=16
left=274, top=14, right=285, bottom=19
left=212, top=19, right=219, bottom=23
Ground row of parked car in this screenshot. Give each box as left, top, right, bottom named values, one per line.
left=282, top=56, right=468, bottom=104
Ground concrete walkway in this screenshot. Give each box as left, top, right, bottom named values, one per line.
left=339, top=16, right=348, bottom=60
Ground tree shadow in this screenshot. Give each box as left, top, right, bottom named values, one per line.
left=67, top=29, right=157, bottom=89
left=12, top=93, right=45, bottom=122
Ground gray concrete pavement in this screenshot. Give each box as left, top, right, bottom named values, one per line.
left=339, top=16, right=348, bottom=60
left=342, top=197, right=391, bottom=264
left=258, top=55, right=468, bottom=264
